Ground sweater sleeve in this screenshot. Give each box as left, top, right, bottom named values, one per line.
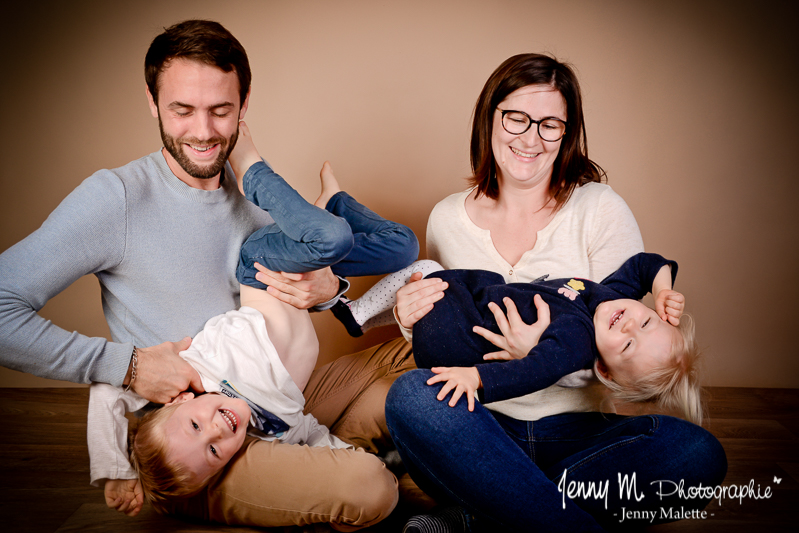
left=88, top=382, right=149, bottom=486
left=0, top=172, right=134, bottom=385
left=599, top=253, right=678, bottom=300
left=476, top=315, right=594, bottom=404
left=585, top=187, right=645, bottom=281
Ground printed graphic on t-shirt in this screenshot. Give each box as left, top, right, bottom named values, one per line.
left=219, top=380, right=289, bottom=436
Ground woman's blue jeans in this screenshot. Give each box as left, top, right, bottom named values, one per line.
left=386, top=370, right=727, bottom=532
left=236, top=161, right=418, bottom=289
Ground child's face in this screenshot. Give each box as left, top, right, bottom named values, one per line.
left=162, top=392, right=251, bottom=485
left=593, top=299, right=678, bottom=382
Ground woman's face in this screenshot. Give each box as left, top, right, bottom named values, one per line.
left=491, top=85, right=567, bottom=191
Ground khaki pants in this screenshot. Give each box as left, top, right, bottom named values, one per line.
left=166, top=337, right=415, bottom=531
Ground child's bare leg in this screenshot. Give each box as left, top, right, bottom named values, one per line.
left=314, top=161, right=342, bottom=209
left=228, top=121, right=263, bottom=195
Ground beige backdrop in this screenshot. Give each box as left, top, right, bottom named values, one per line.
left=1, top=0, right=797, bottom=388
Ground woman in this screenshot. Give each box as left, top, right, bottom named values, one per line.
left=386, top=54, right=727, bottom=532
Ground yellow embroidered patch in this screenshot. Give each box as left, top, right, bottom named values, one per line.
left=566, top=279, right=585, bottom=291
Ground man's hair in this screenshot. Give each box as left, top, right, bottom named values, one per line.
left=595, top=315, right=705, bottom=425
left=468, top=53, right=604, bottom=209
left=129, top=403, right=203, bottom=512
left=144, top=19, right=251, bottom=107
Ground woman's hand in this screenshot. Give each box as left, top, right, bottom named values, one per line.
left=426, top=366, right=482, bottom=412
left=395, top=272, right=448, bottom=329
left=473, top=294, right=551, bottom=361
left=655, top=289, right=685, bottom=326
left=104, top=478, right=143, bottom=517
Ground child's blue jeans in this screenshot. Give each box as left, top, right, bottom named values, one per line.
left=236, top=161, right=418, bottom=290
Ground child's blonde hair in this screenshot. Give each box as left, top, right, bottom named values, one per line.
left=594, top=314, right=704, bottom=425
left=129, top=403, right=204, bottom=512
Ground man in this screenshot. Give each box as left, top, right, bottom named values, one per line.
left=0, top=20, right=412, bottom=529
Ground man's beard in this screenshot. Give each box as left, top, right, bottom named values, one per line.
left=158, top=117, right=238, bottom=180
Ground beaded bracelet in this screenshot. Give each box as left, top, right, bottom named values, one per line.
left=123, top=347, right=138, bottom=392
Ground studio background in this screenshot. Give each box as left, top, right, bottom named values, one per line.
left=1, top=0, right=796, bottom=389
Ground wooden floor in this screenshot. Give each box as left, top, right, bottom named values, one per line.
left=0, top=387, right=796, bottom=532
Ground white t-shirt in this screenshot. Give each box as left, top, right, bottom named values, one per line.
left=88, top=307, right=349, bottom=486
left=426, top=182, right=644, bottom=421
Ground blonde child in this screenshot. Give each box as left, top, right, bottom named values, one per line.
left=332, top=252, right=702, bottom=424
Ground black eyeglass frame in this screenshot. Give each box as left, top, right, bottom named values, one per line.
left=498, top=109, right=568, bottom=142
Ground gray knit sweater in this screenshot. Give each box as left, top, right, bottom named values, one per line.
left=0, top=150, right=273, bottom=386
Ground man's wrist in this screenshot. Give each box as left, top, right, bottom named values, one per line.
left=122, top=347, right=138, bottom=392
left=312, top=276, right=350, bottom=311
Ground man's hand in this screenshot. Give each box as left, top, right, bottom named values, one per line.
left=395, top=272, right=448, bottom=329
left=104, top=478, right=143, bottom=517
left=254, top=263, right=339, bottom=309
left=473, top=295, right=551, bottom=361
left=131, top=337, right=204, bottom=404
left=427, top=366, right=482, bottom=412
left=655, top=289, right=685, bottom=326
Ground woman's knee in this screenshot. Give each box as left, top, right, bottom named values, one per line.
left=386, top=370, right=434, bottom=417
left=386, top=370, right=445, bottom=440
left=654, top=415, right=728, bottom=485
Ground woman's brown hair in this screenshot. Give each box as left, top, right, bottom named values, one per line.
left=469, top=53, right=604, bottom=208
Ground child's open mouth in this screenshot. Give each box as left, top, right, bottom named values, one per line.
left=609, top=309, right=624, bottom=329
left=219, top=408, right=239, bottom=433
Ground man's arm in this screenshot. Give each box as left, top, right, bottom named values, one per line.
left=0, top=173, right=203, bottom=400
left=0, top=173, right=132, bottom=383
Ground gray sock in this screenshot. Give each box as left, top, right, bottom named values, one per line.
left=403, top=506, right=468, bottom=533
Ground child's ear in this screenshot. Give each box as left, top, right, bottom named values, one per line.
left=165, top=391, right=195, bottom=406
left=595, top=359, right=612, bottom=381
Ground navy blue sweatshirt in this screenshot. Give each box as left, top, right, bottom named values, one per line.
left=413, top=252, right=677, bottom=404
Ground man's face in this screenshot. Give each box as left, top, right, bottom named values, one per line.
left=147, top=58, right=249, bottom=189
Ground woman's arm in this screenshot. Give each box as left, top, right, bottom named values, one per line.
left=240, top=284, right=319, bottom=392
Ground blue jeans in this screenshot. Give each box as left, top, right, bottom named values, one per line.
left=386, top=370, right=727, bottom=532
left=236, top=161, right=419, bottom=289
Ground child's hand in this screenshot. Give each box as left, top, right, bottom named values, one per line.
left=655, top=289, right=685, bottom=326
left=104, top=478, right=143, bottom=517
left=474, top=295, right=551, bottom=361
left=426, top=367, right=481, bottom=412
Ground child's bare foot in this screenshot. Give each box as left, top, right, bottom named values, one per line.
left=228, top=121, right=263, bottom=195
left=314, top=161, right=342, bottom=208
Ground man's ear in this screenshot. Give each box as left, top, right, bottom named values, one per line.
left=238, top=87, right=251, bottom=120
left=146, top=84, right=159, bottom=118
left=165, top=391, right=194, bottom=406
left=595, top=359, right=612, bottom=381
